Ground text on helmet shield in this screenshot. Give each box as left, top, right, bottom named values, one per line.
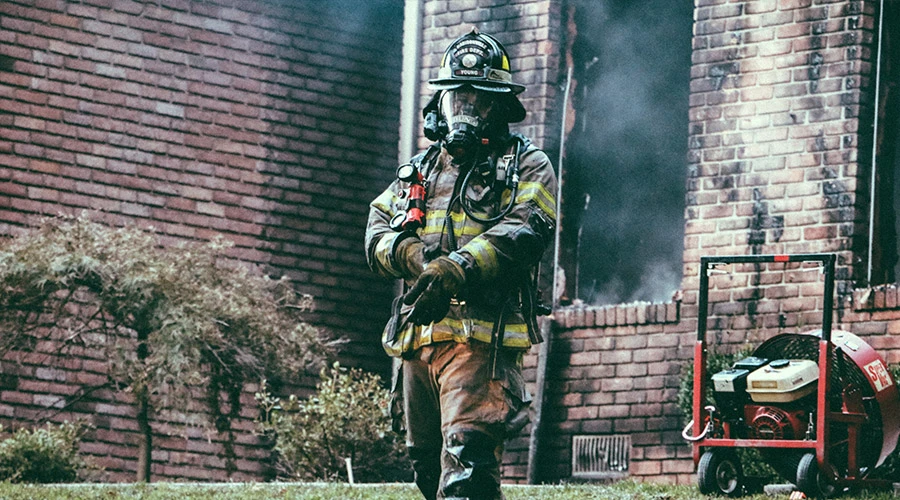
left=458, top=46, right=487, bottom=56
left=455, top=39, right=489, bottom=52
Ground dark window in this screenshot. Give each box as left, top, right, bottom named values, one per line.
left=558, top=0, right=692, bottom=305
left=867, top=0, right=900, bottom=285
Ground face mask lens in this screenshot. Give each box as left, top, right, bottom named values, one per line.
left=441, top=90, right=493, bottom=123
left=440, top=89, right=495, bottom=159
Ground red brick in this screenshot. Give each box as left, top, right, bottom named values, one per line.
left=631, top=460, right=663, bottom=475
left=803, top=225, right=837, bottom=240
left=1, top=391, right=34, bottom=405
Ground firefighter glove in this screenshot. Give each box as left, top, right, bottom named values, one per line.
left=403, top=256, right=465, bottom=325
left=393, top=235, right=426, bottom=280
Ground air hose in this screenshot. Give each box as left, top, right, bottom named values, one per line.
left=682, top=406, right=717, bottom=442
left=459, top=139, right=521, bottom=224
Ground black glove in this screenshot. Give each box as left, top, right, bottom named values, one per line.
left=402, top=256, right=465, bottom=325
left=393, top=236, right=426, bottom=280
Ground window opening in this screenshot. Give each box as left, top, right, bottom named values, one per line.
left=558, top=0, right=692, bottom=305
left=868, top=0, right=900, bottom=285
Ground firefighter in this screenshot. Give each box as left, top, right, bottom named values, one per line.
left=365, top=29, right=557, bottom=500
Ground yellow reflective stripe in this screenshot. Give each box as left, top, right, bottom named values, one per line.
left=450, top=317, right=527, bottom=334
left=463, top=237, right=498, bottom=273
left=382, top=323, right=418, bottom=357
left=515, top=181, right=557, bottom=219
left=430, top=318, right=529, bottom=345
left=421, top=210, right=485, bottom=237
left=371, top=189, right=402, bottom=214
left=424, top=210, right=480, bottom=226
left=374, top=233, right=402, bottom=278
left=384, top=319, right=530, bottom=356
left=422, top=210, right=451, bottom=234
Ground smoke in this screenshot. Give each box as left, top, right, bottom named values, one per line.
left=562, top=0, right=693, bottom=305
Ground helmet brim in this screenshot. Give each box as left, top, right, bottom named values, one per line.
left=428, top=78, right=526, bottom=95
left=500, top=94, right=526, bottom=123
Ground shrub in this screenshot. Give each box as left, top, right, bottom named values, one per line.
left=0, top=214, right=335, bottom=480
left=0, top=422, right=88, bottom=483
left=0, top=214, right=332, bottom=410
left=257, top=362, right=411, bottom=483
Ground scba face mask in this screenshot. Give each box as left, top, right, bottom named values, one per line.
left=440, top=88, right=496, bottom=160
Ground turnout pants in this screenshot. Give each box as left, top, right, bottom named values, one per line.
left=401, top=340, right=530, bottom=500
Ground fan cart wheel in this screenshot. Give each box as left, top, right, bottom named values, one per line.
left=698, top=449, right=743, bottom=497
left=796, top=453, right=837, bottom=499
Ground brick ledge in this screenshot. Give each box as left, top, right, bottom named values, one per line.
left=553, top=300, right=681, bottom=329
left=853, top=284, right=900, bottom=311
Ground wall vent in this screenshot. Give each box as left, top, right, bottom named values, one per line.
left=571, top=434, right=630, bottom=479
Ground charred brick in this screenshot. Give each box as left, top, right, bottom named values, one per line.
left=823, top=180, right=848, bottom=194
left=0, top=55, right=15, bottom=72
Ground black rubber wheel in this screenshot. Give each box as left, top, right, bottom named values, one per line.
left=698, top=449, right=743, bottom=497
left=796, top=453, right=837, bottom=499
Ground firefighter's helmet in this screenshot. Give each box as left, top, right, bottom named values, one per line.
left=428, top=29, right=526, bottom=123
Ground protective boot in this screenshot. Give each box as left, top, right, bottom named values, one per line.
left=409, top=446, right=441, bottom=500
left=439, top=429, right=504, bottom=500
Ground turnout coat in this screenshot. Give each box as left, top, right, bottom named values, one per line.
left=365, top=135, right=558, bottom=357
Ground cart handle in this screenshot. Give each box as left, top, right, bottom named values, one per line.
left=697, top=254, right=836, bottom=343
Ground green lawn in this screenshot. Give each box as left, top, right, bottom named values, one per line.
left=0, top=481, right=896, bottom=500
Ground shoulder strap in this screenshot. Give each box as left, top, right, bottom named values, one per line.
left=507, top=132, right=531, bottom=152
left=412, top=144, right=441, bottom=178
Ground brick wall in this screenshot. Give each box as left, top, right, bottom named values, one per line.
left=535, top=302, right=687, bottom=482
left=530, top=0, right=895, bottom=487
left=0, top=0, right=403, bottom=481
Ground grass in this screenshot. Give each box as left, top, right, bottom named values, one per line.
left=0, top=481, right=897, bottom=500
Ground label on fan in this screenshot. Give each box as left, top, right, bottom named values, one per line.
left=864, top=360, right=893, bottom=392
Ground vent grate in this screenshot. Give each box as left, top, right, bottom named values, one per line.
left=571, top=434, right=631, bottom=479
